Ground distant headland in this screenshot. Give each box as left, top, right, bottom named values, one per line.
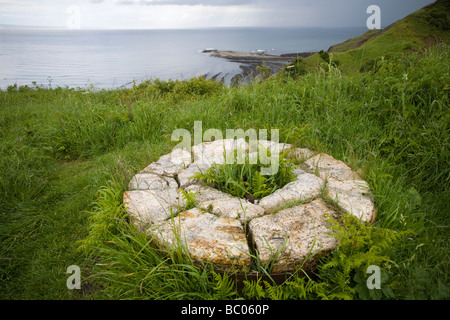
left=202, top=49, right=317, bottom=84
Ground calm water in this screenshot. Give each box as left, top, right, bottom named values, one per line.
left=0, top=27, right=366, bottom=89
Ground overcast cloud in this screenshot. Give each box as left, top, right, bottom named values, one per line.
left=0, top=0, right=436, bottom=29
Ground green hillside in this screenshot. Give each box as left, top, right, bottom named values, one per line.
left=284, top=0, right=450, bottom=75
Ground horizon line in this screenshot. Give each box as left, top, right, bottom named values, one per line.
left=0, top=24, right=372, bottom=31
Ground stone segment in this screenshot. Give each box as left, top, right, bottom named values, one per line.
left=293, top=167, right=306, bottom=177
left=304, top=153, right=361, bottom=181
left=177, top=161, right=211, bottom=188
left=155, top=208, right=217, bottom=246
left=123, top=189, right=186, bottom=226
left=201, top=197, right=265, bottom=223
left=258, top=171, right=324, bottom=212
left=186, top=185, right=265, bottom=223
left=185, top=185, right=233, bottom=202
left=326, top=177, right=377, bottom=223
left=192, top=138, right=249, bottom=166
left=128, top=173, right=178, bottom=191
left=142, top=148, right=191, bottom=176
left=189, top=217, right=251, bottom=271
left=155, top=208, right=251, bottom=272
left=248, top=199, right=338, bottom=273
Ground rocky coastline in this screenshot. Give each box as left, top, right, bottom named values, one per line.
left=202, top=49, right=316, bottom=84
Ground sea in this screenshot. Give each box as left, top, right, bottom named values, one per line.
left=0, top=27, right=366, bottom=90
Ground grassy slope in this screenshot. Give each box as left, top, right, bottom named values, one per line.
left=0, top=3, right=449, bottom=300
left=285, top=0, right=450, bottom=75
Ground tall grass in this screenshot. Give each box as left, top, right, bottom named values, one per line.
left=192, top=149, right=296, bottom=200
left=0, top=45, right=448, bottom=299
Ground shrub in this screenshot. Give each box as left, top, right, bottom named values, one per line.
left=319, top=50, right=330, bottom=63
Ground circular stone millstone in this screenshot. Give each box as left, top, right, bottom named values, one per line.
left=123, top=139, right=377, bottom=273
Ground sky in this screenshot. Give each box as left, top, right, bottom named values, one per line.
left=0, top=0, right=436, bottom=29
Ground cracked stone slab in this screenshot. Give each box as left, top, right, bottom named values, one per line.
left=178, top=161, right=211, bottom=188
left=293, top=167, right=306, bottom=177
left=326, top=177, right=377, bottom=223
left=123, top=189, right=186, bottom=227
left=192, top=138, right=249, bottom=166
left=155, top=208, right=216, bottom=246
left=128, top=173, right=178, bottom=191
left=248, top=199, right=338, bottom=273
left=185, top=184, right=233, bottom=202
left=142, top=148, right=191, bottom=176
left=155, top=208, right=251, bottom=272
left=200, top=197, right=265, bottom=223
left=304, top=153, right=361, bottom=181
left=185, top=185, right=265, bottom=223
left=258, top=171, right=324, bottom=212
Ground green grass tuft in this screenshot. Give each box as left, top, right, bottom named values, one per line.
left=192, top=149, right=296, bottom=200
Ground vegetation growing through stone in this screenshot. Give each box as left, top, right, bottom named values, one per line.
left=180, top=188, right=198, bottom=211
left=1, top=1, right=449, bottom=300
left=192, top=149, right=296, bottom=201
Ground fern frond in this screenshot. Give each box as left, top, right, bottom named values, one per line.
left=242, top=278, right=267, bottom=300
left=180, top=188, right=198, bottom=210
left=328, top=291, right=354, bottom=300
left=211, top=272, right=237, bottom=300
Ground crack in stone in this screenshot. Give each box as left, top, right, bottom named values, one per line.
left=242, top=220, right=258, bottom=271
left=174, top=173, right=181, bottom=188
